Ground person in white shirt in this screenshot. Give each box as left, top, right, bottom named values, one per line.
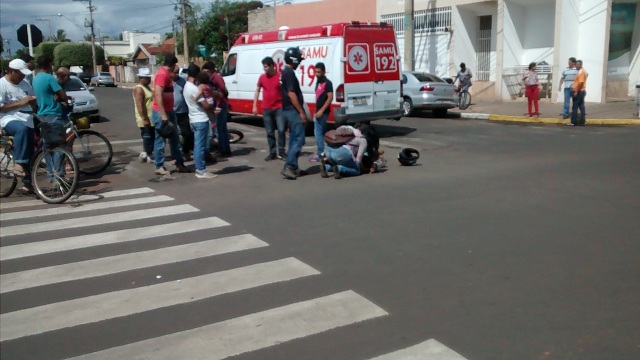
left=0, top=59, right=37, bottom=192
left=182, top=64, right=217, bottom=179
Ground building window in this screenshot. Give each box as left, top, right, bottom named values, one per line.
left=477, top=15, right=492, bottom=81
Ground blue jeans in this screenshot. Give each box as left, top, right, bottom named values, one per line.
left=313, top=112, right=329, bottom=156
left=191, top=121, right=209, bottom=173
left=40, top=114, right=66, bottom=177
left=3, top=120, right=34, bottom=166
left=562, top=88, right=572, bottom=118
left=263, top=108, right=286, bottom=156
left=152, top=110, right=184, bottom=168
left=571, top=91, right=586, bottom=125
left=216, top=102, right=231, bottom=154
left=324, top=145, right=360, bottom=176
left=139, top=126, right=155, bottom=155
left=282, top=108, right=305, bottom=170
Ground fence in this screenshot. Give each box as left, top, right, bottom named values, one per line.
left=381, top=7, right=452, bottom=37
left=503, top=65, right=553, bottom=99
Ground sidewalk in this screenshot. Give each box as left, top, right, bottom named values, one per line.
left=459, top=97, right=640, bottom=125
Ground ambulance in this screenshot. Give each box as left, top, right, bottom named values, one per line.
left=219, top=21, right=403, bottom=126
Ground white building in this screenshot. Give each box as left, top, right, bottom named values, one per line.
left=99, top=31, right=162, bottom=59
left=379, top=0, right=640, bottom=103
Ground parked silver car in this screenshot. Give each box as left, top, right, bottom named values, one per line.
left=63, top=76, right=100, bottom=118
left=90, top=72, right=115, bottom=87
left=401, top=71, right=457, bottom=117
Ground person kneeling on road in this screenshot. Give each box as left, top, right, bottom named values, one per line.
left=320, top=124, right=367, bottom=179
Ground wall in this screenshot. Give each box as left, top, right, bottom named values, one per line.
left=276, top=0, right=376, bottom=28
left=248, top=6, right=276, bottom=32
left=398, top=33, right=452, bottom=76
left=521, top=4, right=555, bottom=64
left=101, top=42, right=132, bottom=58
left=553, top=0, right=580, bottom=103
left=453, top=7, right=479, bottom=78
left=578, top=0, right=610, bottom=102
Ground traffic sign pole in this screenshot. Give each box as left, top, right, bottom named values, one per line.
left=27, top=24, right=34, bottom=56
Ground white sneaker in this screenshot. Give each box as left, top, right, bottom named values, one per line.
left=195, top=171, right=218, bottom=179
left=139, top=152, right=148, bottom=163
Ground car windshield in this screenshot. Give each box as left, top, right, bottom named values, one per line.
left=63, top=78, right=87, bottom=92
left=100, top=72, right=112, bottom=76
left=412, top=73, right=445, bottom=83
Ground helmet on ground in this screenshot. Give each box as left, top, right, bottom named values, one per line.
left=156, top=120, right=175, bottom=139
left=74, top=116, right=91, bottom=130
left=398, top=148, right=420, bottom=166
left=284, top=47, right=304, bottom=65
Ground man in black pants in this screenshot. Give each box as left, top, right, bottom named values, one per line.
left=172, top=67, right=194, bottom=161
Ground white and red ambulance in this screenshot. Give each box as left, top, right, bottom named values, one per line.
left=219, top=21, right=403, bottom=126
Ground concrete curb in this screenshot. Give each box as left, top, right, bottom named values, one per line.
left=462, top=113, right=640, bottom=125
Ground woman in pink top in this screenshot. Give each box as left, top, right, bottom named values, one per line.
left=522, top=62, right=542, bottom=118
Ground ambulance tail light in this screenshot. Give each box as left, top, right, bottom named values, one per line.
left=336, top=84, right=345, bottom=102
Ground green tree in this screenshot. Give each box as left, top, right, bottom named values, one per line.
left=53, top=43, right=105, bottom=68
left=107, top=55, right=126, bottom=65
left=34, top=42, right=63, bottom=61
left=0, top=34, right=4, bottom=54
left=51, top=29, right=69, bottom=42
left=198, top=0, right=263, bottom=64
left=14, top=48, right=28, bottom=60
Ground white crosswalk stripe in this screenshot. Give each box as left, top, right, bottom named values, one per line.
left=0, top=187, right=155, bottom=210
left=0, top=186, right=468, bottom=359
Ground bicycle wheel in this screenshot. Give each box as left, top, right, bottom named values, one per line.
left=0, top=146, right=17, bottom=197
left=459, top=91, right=471, bottom=110
left=228, top=129, right=244, bottom=144
left=31, top=147, right=79, bottom=204
left=69, top=130, right=113, bottom=175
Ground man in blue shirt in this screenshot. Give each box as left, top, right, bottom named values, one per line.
left=32, top=56, right=68, bottom=127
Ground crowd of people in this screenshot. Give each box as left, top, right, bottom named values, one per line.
left=138, top=48, right=381, bottom=181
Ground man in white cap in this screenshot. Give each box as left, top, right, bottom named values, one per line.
left=133, top=67, right=155, bottom=163
left=0, top=59, right=37, bottom=192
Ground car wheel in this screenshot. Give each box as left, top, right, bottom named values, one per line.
left=402, top=97, right=414, bottom=117
left=433, top=108, right=448, bottom=118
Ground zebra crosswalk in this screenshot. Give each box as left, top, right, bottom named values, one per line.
left=0, top=187, right=468, bottom=360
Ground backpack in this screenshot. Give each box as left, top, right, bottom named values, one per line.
left=324, top=127, right=355, bottom=147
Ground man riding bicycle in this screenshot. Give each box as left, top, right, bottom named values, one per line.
left=454, top=62, right=473, bottom=92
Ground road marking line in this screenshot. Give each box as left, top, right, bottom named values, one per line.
left=0, top=195, right=174, bottom=221
left=368, top=339, right=468, bottom=360
left=0, top=216, right=230, bottom=261
left=65, top=290, right=387, bottom=360
left=0, top=204, right=199, bottom=237
left=0, top=257, right=319, bottom=341
left=0, top=187, right=155, bottom=210
left=0, top=234, right=267, bottom=294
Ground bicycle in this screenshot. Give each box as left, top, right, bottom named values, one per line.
left=1, top=122, right=79, bottom=204
left=64, top=107, right=113, bottom=175
left=454, top=83, right=471, bottom=110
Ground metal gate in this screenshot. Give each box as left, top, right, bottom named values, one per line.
left=477, top=16, right=492, bottom=81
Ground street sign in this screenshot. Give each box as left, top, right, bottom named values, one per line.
left=17, top=24, right=43, bottom=48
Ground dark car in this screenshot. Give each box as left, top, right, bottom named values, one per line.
left=76, top=73, right=93, bottom=84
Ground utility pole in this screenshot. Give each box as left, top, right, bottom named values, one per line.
left=181, top=0, right=189, bottom=63
left=172, top=20, right=178, bottom=57
left=74, top=0, right=98, bottom=75
left=403, top=0, right=414, bottom=71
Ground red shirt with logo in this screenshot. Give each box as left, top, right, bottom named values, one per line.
left=257, top=72, right=282, bottom=110
left=152, top=66, right=174, bottom=112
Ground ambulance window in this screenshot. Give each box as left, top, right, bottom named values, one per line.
left=221, top=54, right=237, bottom=76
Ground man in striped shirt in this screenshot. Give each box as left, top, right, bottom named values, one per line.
left=558, top=57, right=578, bottom=119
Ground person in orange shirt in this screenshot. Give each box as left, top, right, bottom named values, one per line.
left=570, top=60, right=587, bottom=126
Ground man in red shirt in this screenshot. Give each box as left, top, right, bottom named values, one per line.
left=253, top=56, right=286, bottom=161
left=151, top=54, right=189, bottom=175
left=202, top=61, right=231, bottom=157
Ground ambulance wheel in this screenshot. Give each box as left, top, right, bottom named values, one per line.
left=402, top=97, right=414, bottom=117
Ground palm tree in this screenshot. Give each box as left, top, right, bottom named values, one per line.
left=52, top=29, right=68, bottom=42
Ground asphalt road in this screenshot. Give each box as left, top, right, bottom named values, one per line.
left=1, top=86, right=639, bottom=360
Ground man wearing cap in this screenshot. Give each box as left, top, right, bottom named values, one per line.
left=0, top=59, right=37, bottom=192
left=133, top=67, right=155, bottom=163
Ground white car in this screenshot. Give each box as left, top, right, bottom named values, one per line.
left=63, top=76, right=100, bottom=119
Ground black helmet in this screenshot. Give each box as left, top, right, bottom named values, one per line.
left=398, top=148, right=420, bottom=166
left=284, top=47, right=304, bottom=65
left=156, top=120, right=175, bottom=139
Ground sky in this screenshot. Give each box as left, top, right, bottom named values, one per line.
left=0, top=0, right=318, bottom=57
